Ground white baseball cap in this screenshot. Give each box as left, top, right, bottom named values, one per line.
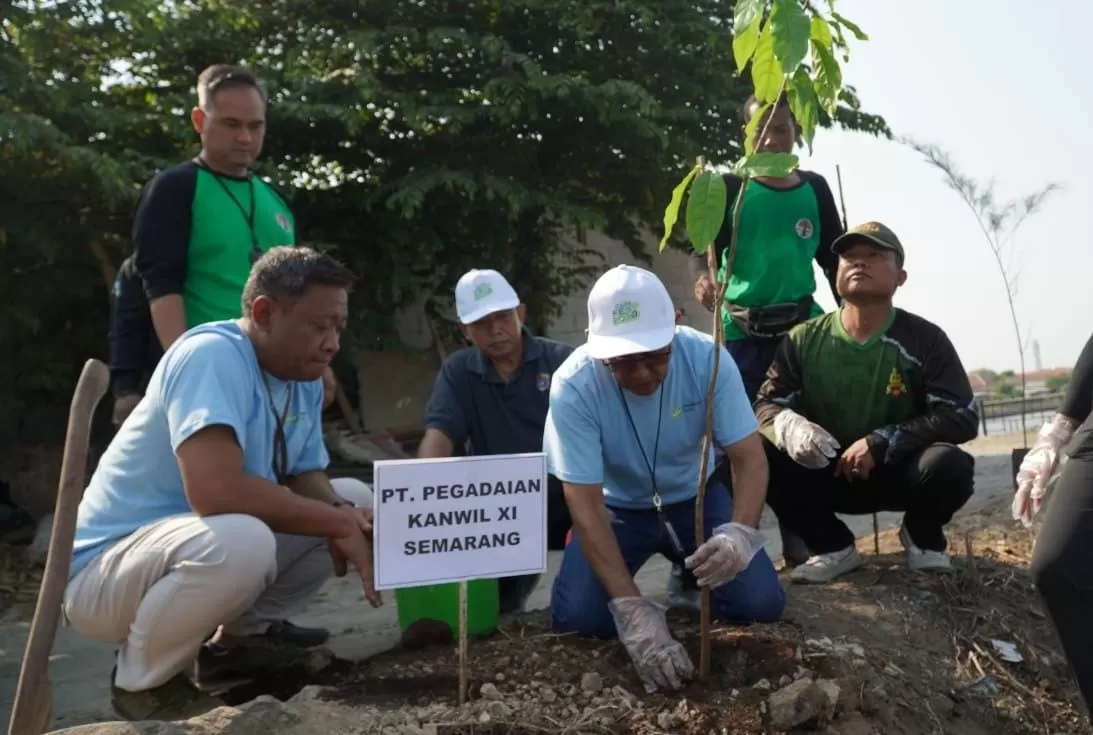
left=586, top=265, right=676, bottom=360
left=454, top=269, right=521, bottom=325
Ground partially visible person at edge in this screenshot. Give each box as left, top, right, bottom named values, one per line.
left=416, top=268, right=575, bottom=614
left=1016, top=331, right=1093, bottom=721
left=689, top=93, right=846, bottom=575
left=108, top=255, right=163, bottom=426
left=755, top=222, right=979, bottom=585
left=65, top=248, right=379, bottom=722
left=544, top=264, right=784, bottom=693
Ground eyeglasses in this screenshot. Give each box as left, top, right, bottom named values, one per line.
left=603, top=347, right=672, bottom=374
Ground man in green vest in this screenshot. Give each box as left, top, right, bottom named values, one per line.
left=131, top=63, right=334, bottom=656
left=134, top=63, right=297, bottom=347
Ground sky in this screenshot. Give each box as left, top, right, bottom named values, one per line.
left=796, top=0, right=1091, bottom=373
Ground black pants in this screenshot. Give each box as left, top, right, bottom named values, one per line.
left=764, top=438, right=975, bottom=554
left=1030, top=453, right=1093, bottom=718
left=498, top=475, right=572, bottom=614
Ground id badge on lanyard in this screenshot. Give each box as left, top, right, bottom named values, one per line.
left=655, top=491, right=686, bottom=557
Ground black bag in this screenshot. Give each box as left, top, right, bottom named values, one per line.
left=727, top=296, right=814, bottom=339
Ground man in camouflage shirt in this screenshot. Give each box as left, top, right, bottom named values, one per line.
left=755, top=222, right=979, bottom=584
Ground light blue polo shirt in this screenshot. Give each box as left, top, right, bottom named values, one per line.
left=70, top=320, right=328, bottom=578
left=543, top=325, right=758, bottom=510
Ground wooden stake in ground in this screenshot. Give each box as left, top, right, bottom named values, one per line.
left=9, top=359, right=110, bottom=735
left=458, top=579, right=469, bottom=704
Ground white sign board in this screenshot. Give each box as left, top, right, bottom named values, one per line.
left=372, top=452, right=548, bottom=591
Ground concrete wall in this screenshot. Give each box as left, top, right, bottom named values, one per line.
left=355, top=229, right=705, bottom=432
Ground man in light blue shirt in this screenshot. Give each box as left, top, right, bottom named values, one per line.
left=544, top=264, right=784, bottom=693
left=64, top=248, right=378, bottom=722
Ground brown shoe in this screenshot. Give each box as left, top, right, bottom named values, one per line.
left=111, top=667, right=223, bottom=721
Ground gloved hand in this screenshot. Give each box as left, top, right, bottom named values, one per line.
left=684, top=522, right=767, bottom=588
left=608, top=596, right=695, bottom=693
left=773, top=410, right=841, bottom=468
left=1013, top=420, right=1074, bottom=527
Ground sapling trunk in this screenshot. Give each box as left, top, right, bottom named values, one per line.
left=695, top=178, right=749, bottom=681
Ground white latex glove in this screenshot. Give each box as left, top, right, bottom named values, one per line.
left=608, top=597, right=695, bottom=693
left=773, top=409, right=841, bottom=468
left=1013, top=420, right=1074, bottom=527
left=684, top=522, right=766, bottom=588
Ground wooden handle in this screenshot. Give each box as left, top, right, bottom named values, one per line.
left=9, top=359, right=110, bottom=735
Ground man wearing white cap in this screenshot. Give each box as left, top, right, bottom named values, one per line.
left=544, top=264, right=784, bottom=693
left=418, top=268, right=575, bottom=614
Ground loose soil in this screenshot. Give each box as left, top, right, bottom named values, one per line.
left=215, top=498, right=1087, bottom=734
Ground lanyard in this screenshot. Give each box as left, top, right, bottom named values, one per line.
left=617, top=382, right=686, bottom=555
left=261, top=373, right=292, bottom=484
left=617, top=382, right=666, bottom=508
left=196, top=158, right=262, bottom=261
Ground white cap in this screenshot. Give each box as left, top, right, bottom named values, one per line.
left=454, top=269, right=521, bottom=325
left=586, top=265, right=676, bottom=360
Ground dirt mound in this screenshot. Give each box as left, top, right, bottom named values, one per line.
left=171, top=499, right=1081, bottom=734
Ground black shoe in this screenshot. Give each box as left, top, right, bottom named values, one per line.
left=263, top=619, right=330, bottom=648
left=780, top=526, right=811, bottom=567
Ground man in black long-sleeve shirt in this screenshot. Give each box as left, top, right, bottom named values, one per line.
left=1022, top=332, right=1093, bottom=720
left=756, top=222, right=979, bottom=584
left=108, top=255, right=163, bottom=425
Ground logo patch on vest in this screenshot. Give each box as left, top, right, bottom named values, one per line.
left=795, top=218, right=814, bottom=239
left=275, top=213, right=293, bottom=234
left=536, top=373, right=551, bottom=391
left=886, top=368, right=906, bottom=398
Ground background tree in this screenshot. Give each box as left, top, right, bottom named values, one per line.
left=1, top=0, right=888, bottom=442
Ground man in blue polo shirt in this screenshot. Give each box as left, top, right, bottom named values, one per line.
left=544, top=264, right=784, bottom=693
left=417, top=269, right=573, bottom=613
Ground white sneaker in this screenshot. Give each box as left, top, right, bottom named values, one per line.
left=666, top=564, right=701, bottom=612
left=790, top=546, right=864, bottom=584
left=898, top=526, right=952, bottom=572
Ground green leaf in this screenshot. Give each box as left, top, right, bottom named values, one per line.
left=733, top=14, right=762, bottom=72
left=744, top=101, right=771, bottom=155
left=731, top=152, right=801, bottom=179
left=685, top=171, right=728, bottom=254
left=733, top=0, right=767, bottom=34
left=809, top=16, right=834, bottom=53
left=787, top=69, right=818, bottom=152
left=811, top=42, right=842, bottom=116
left=659, top=166, right=701, bottom=252
left=770, top=0, right=810, bottom=74
left=831, top=11, right=869, bottom=41
left=750, top=21, right=784, bottom=103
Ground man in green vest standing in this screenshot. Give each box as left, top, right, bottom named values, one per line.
left=131, top=64, right=334, bottom=656
left=134, top=64, right=297, bottom=347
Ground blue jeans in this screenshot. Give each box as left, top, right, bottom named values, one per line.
left=549, top=483, right=786, bottom=637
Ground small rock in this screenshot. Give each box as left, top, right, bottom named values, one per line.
left=477, top=710, right=491, bottom=724
left=302, top=647, right=335, bottom=675
left=884, top=662, right=904, bottom=677
left=496, top=656, right=512, bottom=668
left=540, top=687, right=558, bottom=703
left=494, top=672, right=505, bottom=682
left=778, top=675, right=792, bottom=687
left=290, top=684, right=327, bottom=702
left=767, top=678, right=840, bottom=730
left=794, top=666, right=813, bottom=680
left=657, top=712, right=677, bottom=729
left=731, top=688, right=740, bottom=698
left=580, top=672, right=603, bottom=693
left=485, top=701, right=510, bottom=718
left=754, top=678, right=772, bottom=690
left=480, top=682, right=503, bottom=701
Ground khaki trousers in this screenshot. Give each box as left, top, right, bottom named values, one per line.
left=63, top=477, right=374, bottom=692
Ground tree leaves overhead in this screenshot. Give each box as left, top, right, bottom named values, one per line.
left=2, top=0, right=888, bottom=433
